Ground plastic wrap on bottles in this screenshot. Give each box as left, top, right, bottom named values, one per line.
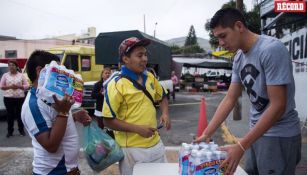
left=36, top=61, right=83, bottom=108
left=83, top=120, right=124, bottom=172
left=178, top=141, right=227, bottom=175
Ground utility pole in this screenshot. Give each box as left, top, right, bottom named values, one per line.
left=233, top=0, right=244, bottom=121
left=143, top=14, right=146, bottom=33
left=154, top=22, right=158, bottom=38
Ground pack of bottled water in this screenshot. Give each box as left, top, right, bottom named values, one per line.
left=178, top=142, right=227, bottom=175
left=37, top=61, right=84, bottom=108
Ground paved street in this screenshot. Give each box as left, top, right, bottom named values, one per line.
left=0, top=91, right=306, bottom=174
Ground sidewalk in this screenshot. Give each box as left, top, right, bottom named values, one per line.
left=223, top=93, right=307, bottom=175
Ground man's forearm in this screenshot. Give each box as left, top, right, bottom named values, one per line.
left=103, top=118, right=139, bottom=133
left=159, top=97, right=169, bottom=115
left=36, top=117, right=68, bottom=153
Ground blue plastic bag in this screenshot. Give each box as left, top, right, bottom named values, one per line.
left=83, top=120, right=124, bottom=172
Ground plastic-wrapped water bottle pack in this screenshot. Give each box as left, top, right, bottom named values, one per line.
left=178, top=142, right=227, bottom=175
left=37, top=61, right=84, bottom=108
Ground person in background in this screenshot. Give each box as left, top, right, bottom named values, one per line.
left=171, top=70, right=178, bottom=100
left=21, top=50, right=92, bottom=175
left=0, top=60, right=29, bottom=138
left=195, top=8, right=301, bottom=175
left=91, top=67, right=112, bottom=134
left=102, top=37, right=171, bottom=175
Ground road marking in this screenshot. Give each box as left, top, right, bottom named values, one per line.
left=221, top=122, right=239, bottom=144
left=169, top=102, right=200, bottom=106
left=171, top=119, right=193, bottom=124
left=0, top=147, right=33, bottom=152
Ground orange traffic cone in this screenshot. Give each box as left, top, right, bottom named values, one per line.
left=197, top=96, right=208, bottom=137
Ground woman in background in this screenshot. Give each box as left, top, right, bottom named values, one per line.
left=91, top=67, right=111, bottom=128
left=0, top=60, right=29, bottom=138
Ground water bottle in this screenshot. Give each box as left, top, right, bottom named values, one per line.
left=210, top=144, right=219, bottom=151
left=191, top=144, right=200, bottom=150
left=179, top=143, right=188, bottom=174
left=189, top=149, right=198, bottom=175
left=192, top=152, right=203, bottom=175
left=199, top=142, right=209, bottom=150
left=180, top=144, right=191, bottom=175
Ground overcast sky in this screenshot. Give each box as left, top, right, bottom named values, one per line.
left=0, top=0, right=255, bottom=41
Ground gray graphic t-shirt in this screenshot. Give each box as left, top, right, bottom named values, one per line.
left=232, top=35, right=300, bottom=137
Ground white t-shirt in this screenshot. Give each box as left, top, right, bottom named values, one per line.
left=21, top=88, right=79, bottom=175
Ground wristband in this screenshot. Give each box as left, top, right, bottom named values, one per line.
left=237, top=141, right=246, bottom=152
left=57, top=112, right=69, bottom=118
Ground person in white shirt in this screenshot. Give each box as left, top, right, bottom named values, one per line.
left=21, top=50, right=92, bottom=175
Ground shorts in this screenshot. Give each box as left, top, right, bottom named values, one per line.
left=119, top=140, right=167, bottom=175
left=244, top=134, right=301, bottom=175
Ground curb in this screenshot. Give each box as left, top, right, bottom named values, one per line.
left=0, top=146, right=181, bottom=152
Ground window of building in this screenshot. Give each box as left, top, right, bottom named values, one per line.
left=64, top=55, right=78, bottom=71
left=81, top=56, right=91, bottom=71
left=5, top=50, right=17, bottom=58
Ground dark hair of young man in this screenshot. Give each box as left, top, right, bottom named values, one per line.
left=209, top=7, right=247, bottom=29
left=26, top=50, right=60, bottom=82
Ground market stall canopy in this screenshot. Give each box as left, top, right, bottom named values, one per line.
left=173, top=57, right=232, bottom=69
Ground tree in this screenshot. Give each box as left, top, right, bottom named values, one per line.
left=185, top=25, right=198, bottom=46
left=170, top=44, right=204, bottom=55
left=245, top=4, right=261, bottom=35
left=182, top=45, right=204, bottom=54
left=205, top=19, right=219, bottom=49
left=170, top=45, right=181, bottom=54
left=205, top=0, right=260, bottom=49
left=170, top=25, right=205, bottom=55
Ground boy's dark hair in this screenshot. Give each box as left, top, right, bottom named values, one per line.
left=210, top=7, right=246, bottom=29
left=26, top=50, right=60, bottom=82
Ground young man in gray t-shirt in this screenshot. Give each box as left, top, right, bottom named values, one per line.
left=195, top=8, right=301, bottom=175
